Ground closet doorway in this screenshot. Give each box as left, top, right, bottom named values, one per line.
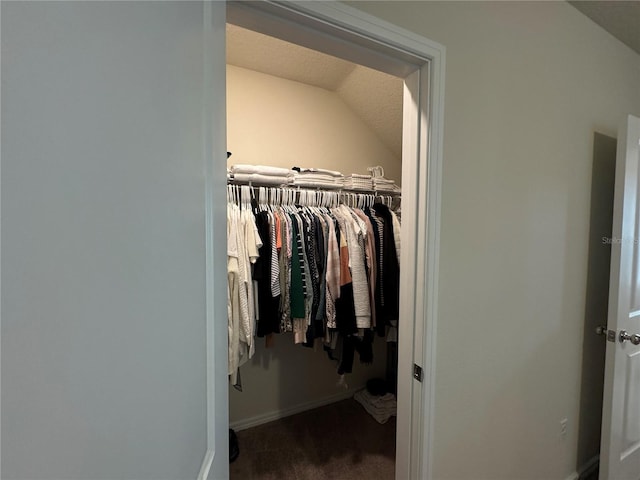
left=215, top=2, right=445, bottom=479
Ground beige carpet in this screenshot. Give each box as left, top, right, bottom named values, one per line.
left=230, top=398, right=396, bottom=480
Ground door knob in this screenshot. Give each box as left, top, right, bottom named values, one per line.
left=619, top=330, right=640, bottom=345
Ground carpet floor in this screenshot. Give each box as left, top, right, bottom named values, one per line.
left=229, top=398, right=397, bottom=480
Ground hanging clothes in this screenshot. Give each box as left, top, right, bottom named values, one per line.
left=227, top=201, right=262, bottom=385
left=254, top=210, right=281, bottom=337
left=367, top=203, right=400, bottom=336
left=226, top=183, right=401, bottom=384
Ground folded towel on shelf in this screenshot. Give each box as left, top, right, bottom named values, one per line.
left=373, top=178, right=401, bottom=193
left=293, top=179, right=344, bottom=190
left=292, top=168, right=344, bottom=189
left=294, top=176, right=344, bottom=187
left=373, top=178, right=394, bottom=185
left=344, top=174, right=373, bottom=191
left=230, top=164, right=295, bottom=178
left=231, top=173, right=294, bottom=186
left=228, top=165, right=400, bottom=193
left=293, top=167, right=344, bottom=178
left=295, top=173, right=343, bottom=181
left=374, top=185, right=401, bottom=193
left=353, top=388, right=397, bottom=424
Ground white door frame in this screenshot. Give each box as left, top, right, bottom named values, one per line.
left=200, top=2, right=446, bottom=479
left=199, top=2, right=230, bottom=480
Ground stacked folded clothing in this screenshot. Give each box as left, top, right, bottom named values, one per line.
left=353, top=388, right=397, bottom=424
left=229, top=164, right=295, bottom=187
left=368, top=165, right=401, bottom=193
left=292, top=167, right=344, bottom=189
left=344, top=173, right=373, bottom=191
left=228, top=164, right=401, bottom=192
left=373, top=177, right=401, bottom=193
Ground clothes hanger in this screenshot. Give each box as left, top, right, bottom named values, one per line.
left=244, top=185, right=251, bottom=210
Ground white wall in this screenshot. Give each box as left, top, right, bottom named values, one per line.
left=226, top=65, right=402, bottom=184
left=345, top=2, right=640, bottom=479
left=226, top=64, right=396, bottom=424
left=1, top=2, right=216, bottom=478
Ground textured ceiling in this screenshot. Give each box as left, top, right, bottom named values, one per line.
left=226, top=24, right=403, bottom=159
left=570, top=1, right=640, bottom=54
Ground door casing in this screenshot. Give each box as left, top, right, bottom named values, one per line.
left=199, top=2, right=446, bottom=479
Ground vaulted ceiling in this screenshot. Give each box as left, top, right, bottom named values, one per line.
left=226, top=24, right=404, bottom=160
left=226, top=3, right=640, bottom=163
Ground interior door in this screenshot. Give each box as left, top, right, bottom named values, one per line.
left=600, top=114, right=640, bottom=480
left=1, top=2, right=227, bottom=479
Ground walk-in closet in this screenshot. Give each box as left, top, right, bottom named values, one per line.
left=225, top=22, right=405, bottom=479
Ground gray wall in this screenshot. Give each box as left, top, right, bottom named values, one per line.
left=2, top=2, right=210, bottom=478
left=349, top=1, right=640, bottom=478
left=5, top=1, right=640, bottom=479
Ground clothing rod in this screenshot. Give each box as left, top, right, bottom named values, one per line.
left=226, top=179, right=402, bottom=197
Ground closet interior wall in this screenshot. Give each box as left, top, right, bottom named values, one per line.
left=227, top=25, right=403, bottom=427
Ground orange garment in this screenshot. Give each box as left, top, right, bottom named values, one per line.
left=275, top=213, right=282, bottom=250
left=339, top=230, right=352, bottom=286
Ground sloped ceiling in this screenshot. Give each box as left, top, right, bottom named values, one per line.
left=570, top=1, right=640, bottom=55
left=227, top=3, right=640, bottom=160
left=226, top=24, right=403, bottom=160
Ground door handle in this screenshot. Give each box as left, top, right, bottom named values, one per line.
left=619, top=330, right=640, bottom=345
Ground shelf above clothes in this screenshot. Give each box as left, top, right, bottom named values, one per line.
left=227, top=164, right=401, bottom=198
left=226, top=174, right=399, bottom=213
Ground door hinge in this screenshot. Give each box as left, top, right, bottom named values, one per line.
left=413, top=364, right=423, bottom=382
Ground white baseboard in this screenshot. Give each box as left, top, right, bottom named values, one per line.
left=230, top=386, right=362, bottom=432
